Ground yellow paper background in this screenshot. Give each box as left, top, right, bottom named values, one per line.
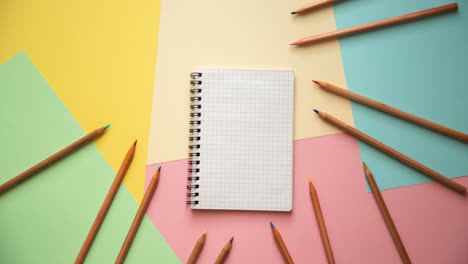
left=0, top=0, right=161, bottom=202
left=147, top=0, right=354, bottom=165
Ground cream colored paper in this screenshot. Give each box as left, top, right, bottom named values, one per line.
left=148, top=0, right=353, bottom=164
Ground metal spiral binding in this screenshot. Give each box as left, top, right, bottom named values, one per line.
left=187, top=72, right=202, bottom=205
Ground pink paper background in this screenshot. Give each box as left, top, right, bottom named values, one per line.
left=145, top=133, right=468, bottom=263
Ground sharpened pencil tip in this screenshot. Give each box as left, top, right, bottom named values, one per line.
left=362, top=162, right=369, bottom=172
left=104, top=124, right=111, bottom=129
left=230, top=237, right=234, bottom=243
left=158, top=166, right=161, bottom=172
left=313, top=109, right=319, bottom=114
left=308, top=178, right=312, bottom=184
left=291, top=11, right=296, bottom=15
left=133, top=140, right=138, bottom=145
left=270, top=221, right=275, bottom=229
left=312, top=80, right=319, bottom=85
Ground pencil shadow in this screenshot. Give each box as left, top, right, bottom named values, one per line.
left=190, top=208, right=290, bottom=218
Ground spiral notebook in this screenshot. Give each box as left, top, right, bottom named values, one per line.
left=187, top=69, right=294, bottom=211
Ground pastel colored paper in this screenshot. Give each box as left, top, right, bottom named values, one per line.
left=0, top=52, right=178, bottom=263
left=147, top=0, right=354, bottom=165
left=333, top=0, right=468, bottom=190
left=145, top=133, right=467, bottom=263
left=0, top=0, right=162, bottom=202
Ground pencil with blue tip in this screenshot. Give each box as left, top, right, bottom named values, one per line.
left=270, top=222, right=294, bottom=264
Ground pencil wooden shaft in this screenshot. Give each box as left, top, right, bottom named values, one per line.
left=75, top=141, right=136, bottom=264
left=292, top=3, right=457, bottom=45
left=363, top=164, right=411, bottom=264
left=214, top=240, right=232, bottom=264
left=272, top=228, right=294, bottom=264
left=293, top=0, right=340, bottom=14
left=316, top=81, right=468, bottom=143
left=186, top=232, right=207, bottom=264
left=0, top=127, right=107, bottom=195
left=309, top=182, right=335, bottom=264
left=116, top=169, right=160, bottom=264
left=316, top=111, right=466, bottom=194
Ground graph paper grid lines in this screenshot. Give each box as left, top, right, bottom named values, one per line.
left=191, top=69, right=294, bottom=211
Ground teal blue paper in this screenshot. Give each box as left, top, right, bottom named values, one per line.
left=0, top=52, right=179, bottom=263
left=333, top=1, right=468, bottom=190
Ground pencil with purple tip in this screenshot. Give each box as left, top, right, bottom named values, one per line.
left=313, top=109, right=466, bottom=194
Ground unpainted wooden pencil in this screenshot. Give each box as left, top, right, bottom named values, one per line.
left=0, top=125, right=110, bottom=195
left=115, top=166, right=161, bottom=264
left=75, top=140, right=137, bottom=264
left=291, top=3, right=458, bottom=45
left=308, top=179, right=335, bottom=264
left=291, top=0, right=341, bottom=15
left=186, top=231, right=207, bottom=264
left=214, top=237, right=234, bottom=264
left=313, top=109, right=466, bottom=194
left=313, top=80, right=468, bottom=143
left=363, top=163, right=412, bottom=264
left=270, top=222, right=294, bottom=264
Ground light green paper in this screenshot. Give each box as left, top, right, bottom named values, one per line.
left=0, top=52, right=180, bottom=263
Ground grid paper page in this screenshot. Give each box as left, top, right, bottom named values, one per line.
left=191, top=69, right=294, bottom=211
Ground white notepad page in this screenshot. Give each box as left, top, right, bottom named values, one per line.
left=189, top=69, right=294, bottom=211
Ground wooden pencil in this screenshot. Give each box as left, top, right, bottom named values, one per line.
left=308, top=179, right=335, bottom=264
left=313, top=109, right=466, bottom=194
left=270, top=222, right=294, bottom=264
left=115, top=166, right=161, bottom=264
left=75, top=140, right=137, bottom=264
left=291, top=0, right=341, bottom=15
left=363, top=163, right=412, bottom=264
left=290, top=3, right=458, bottom=45
left=186, top=231, right=207, bottom=264
left=214, top=237, right=234, bottom=264
left=0, top=124, right=110, bottom=195
left=313, top=80, right=468, bottom=143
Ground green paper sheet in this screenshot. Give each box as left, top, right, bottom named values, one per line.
left=0, top=52, right=179, bottom=263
